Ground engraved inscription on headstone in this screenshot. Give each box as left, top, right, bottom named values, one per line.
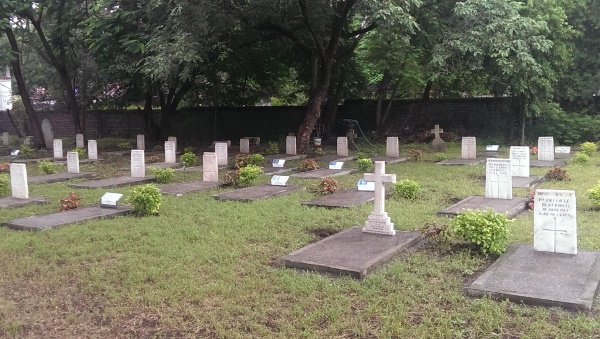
left=164, top=141, right=176, bottom=163
left=53, top=139, right=63, bottom=158
left=130, top=150, right=145, bottom=178
left=510, top=146, right=529, bottom=177
left=337, top=137, right=348, bottom=156
left=2, top=131, right=8, bottom=146
left=203, top=152, right=219, bottom=182
left=534, top=189, right=577, bottom=255
left=10, top=163, right=28, bottom=199
left=215, top=142, right=228, bottom=166
left=461, top=137, right=477, bottom=159
left=538, top=137, right=554, bottom=161
left=386, top=137, right=400, bottom=158
left=240, top=138, right=250, bottom=154
left=286, top=136, right=297, bottom=155
left=88, top=140, right=98, bottom=160
left=136, top=134, right=145, bottom=150
left=362, top=161, right=397, bottom=235
left=168, top=136, right=177, bottom=152
left=75, top=133, right=84, bottom=148
left=485, top=158, right=512, bottom=199
left=67, top=151, right=80, bottom=174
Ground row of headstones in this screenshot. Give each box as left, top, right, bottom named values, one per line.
left=128, top=150, right=219, bottom=181
left=458, top=136, right=569, bottom=161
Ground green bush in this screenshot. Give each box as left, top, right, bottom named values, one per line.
left=587, top=182, right=600, bottom=208
left=265, top=141, right=279, bottom=155
left=183, top=146, right=194, bottom=154
left=234, top=153, right=265, bottom=169
left=96, top=137, right=132, bottom=150
left=238, top=165, right=263, bottom=186
left=150, top=167, right=175, bottom=184
left=18, top=145, right=34, bottom=159
left=571, top=152, right=589, bottom=164
left=356, top=158, right=373, bottom=173
left=394, top=179, right=421, bottom=199
left=38, top=160, right=59, bottom=174
left=130, top=184, right=162, bottom=216
left=434, top=153, right=448, bottom=162
left=0, top=174, right=9, bottom=196
left=73, top=147, right=86, bottom=159
left=580, top=142, right=598, bottom=157
left=451, top=209, right=512, bottom=255
left=180, top=152, right=198, bottom=167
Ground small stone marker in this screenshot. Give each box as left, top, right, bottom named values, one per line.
left=346, top=129, right=358, bottom=147
left=75, top=133, right=84, bottom=148
left=486, top=145, right=499, bottom=151
left=41, top=118, right=54, bottom=149
left=203, top=152, right=219, bottom=182
left=270, top=175, right=289, bottom=186
left=286, top=136, right=297, bottom=155
left=510, top=146, right=529, bottom=177
left=555, top=146, right=570, bottom=154
left=337, top=137, right=349, bottom=156
left=386, top=137, right=400, bottom=158
left=168, top=136, right=177, bottom=151
left=485, top=158, right=512, bottom=199
left=10, top=163, right=28, bottom=199
left=240, top=138, right=250, bottom=154
left=462, top=137, right=477, bottom=159
left=100, top=192, right=123, bottom=208
left=362, top=161, right=396, bottom=235
left=538, top=137, right=554, bottom=161
left=329, top=161, right=344, bottom=170
left=215, top=142, right=228, bottom=166
left=23, top=136, right=34, bottom=147
left=130, top=150, right=145, bottom=178
left=53, top=139, right=63, bottom=158
left=430, top=124, right=446, bottom=151
left=2, top=132, right=8, bottom=146
left=88, top=140, right=98, bottom=160
left=136, top=134, right=145, bottom=150
left=357, top=179, right=375, bottom=192
left=164, top=141, right=176, bottom=163
left=273, top=159, right=285, bottom=167
left=66, top=151, right=80, bottom=174
left=534, top=189, right=577, bottom=255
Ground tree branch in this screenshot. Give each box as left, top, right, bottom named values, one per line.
left=298, top=0, right=326, bottom=61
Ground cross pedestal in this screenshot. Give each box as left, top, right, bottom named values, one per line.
left=430, top=124, right=444, bottom=140
left=363, top=161, right=396, bottom=235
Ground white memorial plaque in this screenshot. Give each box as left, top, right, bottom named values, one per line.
left=337, top=137, right=348, bottom=156
left=554, top=146, right=571, bottom=154
left=329, top=161, right=344, bottom=170
left=131, top=150, right=145, bottom=178
left=461, top=137, right=476, bottom=159
left=53, top=139, right=63, bottom=158
left=75, top=133, right=84, bottom=148
left=357, top=179, right=375, bottom=192
left=215, top=142, right=228, bottom=166
left=2, top=132, right=8, bottom=146
left=203, top=152, right=219, bottom=182
left=10, top=163, right=28, bottom=199
left=240, top=138, right=250, bottom=154
left=486, top=145, right=499, bottom=151
left=362, top=161, right=396, bottom=235
left=270, top=175, right=289, bottom=186
left=10, top=150, right=19, bottom=156
left=100, top=192, right=123, bottom=208
left=534, top=189, right=577, bottom=254
left=386, top=137, right=400, bottom=158
left=286, top=136, right=297, bottom=155
left=485, top=158, right=512, bottom=199
left=88, top=140, right=98, bottom=160
left=67, top=151, right=80, bottom=173
left=136, top=134, right=145, bottom=150
left=168, top=136, right=177, bottom=151
left=510, top=146, right=529, bottom=177
left=272, top=159, right=285, bottom=168
left=164, top=141, right=176, bottom=163
left=538, top=137, right=554, bottom=161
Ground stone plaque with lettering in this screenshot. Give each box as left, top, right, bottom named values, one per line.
left=53, top=139, right=63, bottom=158
left=534, top=189, right=577, bottom=254
left=510, top=146, right=529, bottom=177
left=215, top=142, right=228, bottom=166
left=337, top=137, right=348, bottom=156
left=386, top=137, right=400, bottom=158
left=164, top=141, right=176, bottom=163
left=461, top=137, right=477, bottom=159
left=286, top=136, right=297, bottom=155
left=130, top=150, right=145, bottom=178
left=67, top=151, right=80, bottom=174
left=203, top=152, right=219, bottom=182
left=485, top=158, right=512, bottom=199
left=88, top=140, right=98, bottom=160
left=538, top=137, right=554, bottom=161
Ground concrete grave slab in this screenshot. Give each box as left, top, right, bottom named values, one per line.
left=437, top=195, right=528, bottom=218
left=314, top=155, right=354, bottom=164
left=262, top=166, right=296, bottom=175
left=69, top=176, right=153, bottom=189
left=3, top=205, right=132, bottom=231
left=146, top=162, right=182, bottom=169
left=213, top=184, right=302, bottom=202
left=512, top=176, right=544, bottom=188
left=370, top=156, right=409, bottom=164
left=11, top=157, right=56, bottom=164
left=264, top=153, right=307, bottom=161
left=291, top=168, right=356, bottom=179
left=0, top=196, right=47, bottom=209
left=302, top=189, right=378, bottom=208
left=159, top=181, right=221, bottom=196
left=530, top=159, right=567, bottom=167
left=436, top=158, right=485, bottom=166
left=28, top=172, right=95, bottom=184
left=466, top=244, right=600, bottom=311
left=278, top=226, right=422, bottom=279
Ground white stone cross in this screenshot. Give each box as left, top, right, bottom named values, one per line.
left=362, top=161, right=397, bottom=235
left=430, top=124, right=444, bottom=140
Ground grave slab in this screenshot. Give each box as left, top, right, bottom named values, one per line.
left=69, top=176, right=153, bottom=189
left=370, top=156, right=410, bottom=164
left=262, top=166, right=296, bottom=175
left=291, top=168, right=356, bottom=179
left=213, top=184, right=302, bottom=202
left=314, top=155, right=355, bottom=163
left=159, top=181, right=221, bottom=196
left=512, top=176, right=544, bottom=188
left=436, top=158, right=485, bottom=166
left=11, top=157, right=56, bottom=164
left=302, top=189, right=381, bottom=208
left=0, top=196, right=47, bottom=209
left=264, top=154, right=307, bottom=161
left=278, top=226, right=422, bottom=279
left=3, top=205, right=132, bottom=231
left=530, top=159, right=567, bottom=167
left=28, top=172, right=95, bottom=184
left=437, top=195, right=528, bottom=218
left=146, top=162, right=182, bottom=169
left=466, top=244, right=600, bottom=311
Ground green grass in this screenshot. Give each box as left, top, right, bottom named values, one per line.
left=1, top=142, right=600, bottom=337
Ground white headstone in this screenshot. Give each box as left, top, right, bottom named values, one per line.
left=240, top=138, right=250, bottom=154
left=168, top=136, right=177, bottom=152
left=362, top=161, right=397, bottom=235
left=100, top=192, right=123, bottom=208
left=41, top=119, right=54, bottom=149
left=75, top=133, right=84, bottom=149
left=386, top=137, right=400, bottom=158
left=485, top=158, right=512, bottom=199
left=272, top=159, right=285, bottom=168
left=554, top=146, right=571, bottom=154
left=215, top=142, right=228, bottom=166
left=88, top=140, right=98, bottom=160
left=66, top=151, right=80, bottom=174
left=10, top=163, right=28, bottom=199
left=534, top=189, right=577, bottom=255
left=538, top=137, right=554, bottom=161
left=286, top=136, right=297, bottom=155
left=337, top=137, right=349, bottom=156
left=136, top=134, right=145, bottom=150
left=2, top=132, right=8, bottom=146
left=510, top=146, right=530, bottom=177
left=461, top=137, right=477, bottom=159
left=357, top=179, right=375, bottom=191
left=270, top=175, right=289, bottom=186
left=130, top=150, right=145, bottom=178
left=203, top=152, right=219, bottom=182
left=164, top=141, right=176, bottom=163
left=53, top=139, right=63, bottom=158
left=329, top=161, right=344, bottom=170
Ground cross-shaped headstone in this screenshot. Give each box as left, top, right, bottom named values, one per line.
left=346, top=129, right=358, bottom=147
left=430, top=124, right=444, bottom=140
left=362, top=161, right=397, bottom=235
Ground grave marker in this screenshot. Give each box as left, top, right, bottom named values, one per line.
left=270, top=175, right=289, bottom=186
left=357, top=179, right=375, bottom=192
left=240, top=138, right=250, bottom=154
left=462, top=137, right=477, bottom=159
left=346, top=129, right=357, bottom=147
left=164, top=141, right=176, bottom=163
left=41, top=119, right=54, bottom=149
left=2, top=132, right=8, bottom=146
left=362, top=161, right=397, bottom=235
left=555, top=146, right=571, bottom=155
left=136, top=134, right=145, bottom=150
left=534, top=189, right=577, bottom=255
left=215, top=142, right=228, bottom=166
left=53, top=139, right=63, bottom=158
left=510, top=146, right=530, bottom=177
left=23, top=136, right=34, bottom=147
left=66, top=151, right=80, bottom=174
left=168, top=136, right=177, bottom=151
left=337, top=137, right=349, bottom=156
left=272, top=159, right=285, bottom=167
left=286, top=136, right=297, bottom=155
left=10, top=163, right=28, bottom=199
left=538, top=137, right=554, bottom=161
left=130, top=150, right=145, bottom=178
left=76, top=133, right=84, bottom=148
left=203, top=152, right=219, bottom=182
left=386, top=137, right=400, bottom=158
left=88, top=140, right=98, bottom=160
left=485, top=158, right=512, bottom=199
left=329, top=161, right=344, bottom=170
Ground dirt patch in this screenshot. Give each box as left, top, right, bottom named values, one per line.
left=307, top=228, right=340, bottom=240
left=445, top=196, right=463, bottom=205
left=468, top=174, right=486, bottom=183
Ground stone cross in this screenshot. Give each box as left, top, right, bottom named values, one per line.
left=215, top=142, right=228, bottom=166
left=509, top=146, right=529, bottom=177
left=2, top=132, right=8, bottom=146
left=485, top=158, right=512, bottom=199
left=534, top=189, right=577, bottom=254
left=203, top=152, right=219, bottom=182
left=75, top=133, right=84, bottom=149
left=164, top=141, right=176, bottom=163
left=538, top=137, right=554, bottom=161
left=286, top=136, right=297, bottom=155
left=130, top=150, right=145, bottom=178
left=461, top=137, right=477, bottom=159
left=88, top=140, right=98, bottom=160
left=240, top=138, right=250, bottom=154
left=430, top=124, right=444, bottom=140
left=337, top=137, right=349, bottom=156
left=386, top=137, right=400, bottom=158
left=53, top=139, right=63, bottom=158
left=10, top=163, right=29, bottom=199
left=136, top=134, right=145, bottom=150
left=346, top=129, right=358, bottom=148
left=67, top=151, right=80, bottom=174
left=362, top=161, right=397, bottom=235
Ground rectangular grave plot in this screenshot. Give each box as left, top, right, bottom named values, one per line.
left=159, top=181, right=221, bottom=196
left=437, top=196, right=528, bottom=219
left=302, top=190, right=381, bottom=208
left=28, top=172, right=95, bottom=185
left=69, top=176, right=153, bottom=189
left=292, top=169, right=356, bottom=179
left=213, top=184, right=302, bottom=202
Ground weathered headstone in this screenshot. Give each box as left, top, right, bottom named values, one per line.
left=164, top=141, right=176, bottom=163
left=130, top=150, right=145, bottom=178
left=510, top=146, right=530, bottom=177
left=362, top=161, right=397, bottom=235
left=462, top=137, right=477, bottom=159
left=203, top=152, right=219, bottom=182
left=75, top=133, right=84, bottom=149
left=23, top=136, right=34, bottom=147
left=240, top=138, right=250, bottom=154
left=168, top=136, right=177, bottom=152
left=10, top=163, right=28, bottom=199
left=53, top=139, right=63, bottom=158
left=346, top=129, right=358, bottom=147
left=136, top=134, right=145, bottom=150
left=88, top=140, right=98, bottom=160
left=41, top=118, right=54, bottom=149
left=215, top=142, right=228, bottom=166
left=66, top=151, right=80, bottom=174
left=430, top=124, right=446, bottom=151
left=337, top=137, right=349, bottom=156
left=386, top=137, right=400, bottom=158
left=534, top=189, right=577, bottom=255
left=485, top=158, right=512, bottom=199
left=2, top=131, right=8, bottom=146
left=538, top=137, right=554, bottom=161
left=286, top=136, right=297, bottom=155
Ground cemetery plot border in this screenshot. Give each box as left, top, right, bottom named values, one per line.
left=314, top=155, right=355, bottom=164
left=370, top=156, right=410, bottom=164
left=291, top=168, right=356, bottom=179
left=302, top=189, right=393, bottom=208
left=264, top=154, right=307, bottom=161
left=212, top=184, right=303, bottom=202
left=512, top=176, right=544, bottom=188
left=28, top=172, right=95, bottom=185
left=0, top=196, right=48, bottom=209
left=530, top=159, right=567, bottom=167
left=262, top=166, right=296, bottom=175
left=437, top=158, right=485, bottom=166
left=437, top=196, right=528, bottom=219
left=69, top=176, right=154, bottom=189
left=159, top=181, right=221, bottom=196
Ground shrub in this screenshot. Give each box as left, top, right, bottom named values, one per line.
left=420, top=221, right=451, bottom=246
left=38, top=160, right=59, bottom=174
left=356, top=158, right=373, bottom=173
left=580, top=141, right=598, bottom=156
left=18, top=145, right=34, bottom=159
left=434, top=153, right=448, bottom=162
left=59, top=192, right=82, bottom=211
left=183, top=146, right=194, bottom=154
left=394, top=179, right=421, bottom=199
left=587, top=182, right=600, bottom=208
left=130, top=184, right=162, bottom=216
left=180, top=151, right=198, bottom=167
left=146, top=155, right=160, bottom=163
left=0, top=174, right=9, bottom=196
left=150, top=167, right=175, bottom=184
left=238, top=165, right=263, bottom=186
left=530, top=146, right=538, bottom=155
left=234, top=153, right=264, bottom=169
left=545, top=166, right=569, bottom=181
left=223, top=169, right=240, bottom=186
left=265, top=141, right=279, bottom=155
left=571, top=152, right=589, bottom=164
left=118, top=141, right=132, bottom=150
left=0, top=162, right=10, bottom=173
left=526, top=191, right=535, bottom=210
left=73, top=147, right=86, bottom=159
left=318, top=177, right=339, bottom=195
left=314, top=148, right=325, bottom=157
left=451, top=209, right=511, bottom=255
left=409, top=149, right=422, bottom=161
left=299, top=158, right=319, bottom=172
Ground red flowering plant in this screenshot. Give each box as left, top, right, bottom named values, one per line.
left=0, top=162, right=9, bottom=173
left=530, top=146, right=538, bottom=155
left=59, top=192, right=82, bottom=211
left=318, top=177, right=339, bottom=195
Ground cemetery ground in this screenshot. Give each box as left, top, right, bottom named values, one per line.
left=1, top=141, right=600, bottom=337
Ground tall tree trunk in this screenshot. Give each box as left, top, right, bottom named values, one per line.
left=375, top=69, right=391, bottom=128
left=520, top=94, right=526, bottom=145
left=144, top=89, right=159, bottom=141
left=323, top=68, right=346, bottom=138
left=5, top=110, right=23, bottom=138
left=381, top=78, right=400, bottom=128
left=158, top=82, right=192, bottom=140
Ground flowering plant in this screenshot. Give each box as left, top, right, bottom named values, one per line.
left=59, top=192, right=82, bottom=211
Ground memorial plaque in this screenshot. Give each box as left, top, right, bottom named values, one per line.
left=53, top=139, right=63, bottom=158
left=538, top=137, right=554, bottom=161
left=215, top=142, right=228, bottom=166
left=137, top=134, right=145, bottom=150
left=66, top=151, right=80, bottom=174
left=555, top=146, right=571, bottom=154
left=357, top=179, right=375, bottom=192
left=286, top=136, right=297, bottom=155
left=329, top=161, right=344, bottom=170
left=76, top=133, right=84, bottom=148
left=203, top=152, right=219, bottom=182
left=486, top=145, right=499, bottom=151
left=131, top=150, right=145, bottom=178
left=534, top=189, right=577, bottom=255
left=510, top=146, right=529, bottom=177
left=462, top=137, right=477, bottom=159
left=100, top=192, right=123, bottom=208
left=386, top=137, right=400, bottom=158
left=88, top=140, right=98, bottom=160
left=10, top=163, right=28, bottom=199
left=337, top=137, right=349, bottom=156
left=240, top=138, right=250, bottom=154
left=270, top=175, right=289, bottom=186
left=485, top=158, right=512, bottom=199
left=164, top=141, right=176, bottom=163
left=272, top=159, right=285, bottom=168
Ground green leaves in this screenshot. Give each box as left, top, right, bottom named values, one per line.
left=451, top=209, right=512, bottom=255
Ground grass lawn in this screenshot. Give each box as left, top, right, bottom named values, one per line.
left=1, top=141, right=600, bottom=338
